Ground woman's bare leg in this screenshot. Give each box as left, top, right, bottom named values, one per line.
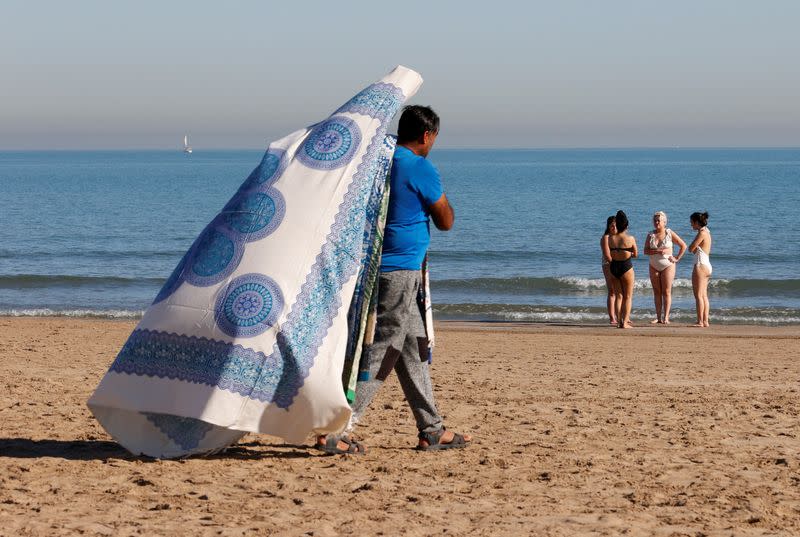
left=613, top=280, right=623, bottom=324
left=619, top=269, right=635, bottom=329
left=649, top=264, right=662, bottom=323
left=603, top=264, right=617, bottom=325
left=661, top=263, right=676, bottom=324
left=698, top=267, right=711, bottom=326
left=692, top=267, right=702, bottom=326
left=691, top=266, right=710, bottom=327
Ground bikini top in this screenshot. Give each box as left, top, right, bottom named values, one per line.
left=610, top=246, right=635, bottom=252
left=648, top=229, right=672, bottom=250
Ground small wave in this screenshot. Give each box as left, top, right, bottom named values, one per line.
left=434, top=276, right=603, bottom=293
left=710, top=314, right=800, bottom=324
left=0, top=249, right=185, bottom=260
left=435, top=303, right=608, bottom=322
left=3, top=304, right=796, bottom=325
left=715, top=278, right=800, bottom=295
left=432, top=276, right=800, bottom=296
left=434, top=303, right=800, bottom=325
left=429, top=250, right=795, bottom=265
left=0, top=308, right=143, bottom=319
left=429, top=249, right=557, bottom=262
left=0, top=274, right=165, bottom=289
left=434, top=276, right=695, bottom=293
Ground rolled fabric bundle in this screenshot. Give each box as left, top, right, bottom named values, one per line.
left=88, top=66, right=423, bottom=458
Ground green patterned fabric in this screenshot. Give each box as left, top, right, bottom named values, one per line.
left=342, top=152, right=393, bottom=402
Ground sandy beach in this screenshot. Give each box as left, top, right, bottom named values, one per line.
left=0, top=317, right=798, bottom=536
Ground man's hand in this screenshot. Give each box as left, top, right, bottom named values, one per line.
left=429, top=193, right=454, bottom=231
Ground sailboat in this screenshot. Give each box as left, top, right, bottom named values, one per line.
left=183, top=135, right=193, bottom=154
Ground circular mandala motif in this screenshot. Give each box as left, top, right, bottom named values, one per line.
left=260, top=152, right=281, bottom=182
left=222, top=190, right=285, bottom=241
left=297, top=116, right=361, bottom=170
left=184, top=225, right=244, bottom=287
left=152, top=251, right=189, bottom=304
left=240, top=150, right=286, bottom=191
left=215, top=273, right=283, bottom=338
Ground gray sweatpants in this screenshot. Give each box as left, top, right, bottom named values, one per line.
left=351, top=270, right=443, bottom=434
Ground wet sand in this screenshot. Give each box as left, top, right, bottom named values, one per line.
left=1, top=317, right=798, bottom=536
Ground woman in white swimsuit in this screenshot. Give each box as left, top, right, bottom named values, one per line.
left=689, top=211, right=712, bottom=327
left=600, top=215, right=621, bottom=325
left=643, top=211, right=686, bottom=324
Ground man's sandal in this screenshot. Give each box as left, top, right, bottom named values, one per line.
left=416, top=427, right=469, bottom=451
left=315, top=435, right=367, bottom=455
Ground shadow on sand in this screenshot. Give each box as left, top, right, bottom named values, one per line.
left=0, top=438, right=316, bottom=461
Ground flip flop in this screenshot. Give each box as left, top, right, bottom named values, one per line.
left=315, top=435, right=366, bottom=455
left=416, top=427, right=469, bottom=451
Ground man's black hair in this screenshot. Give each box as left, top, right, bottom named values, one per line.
left=397, top=105, right=440, bottom=143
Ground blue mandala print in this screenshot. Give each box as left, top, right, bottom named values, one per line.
left=215, top=273, right=283, bottom=338
left=297, top=116, right=361, bottom=170
left=260, top=152, right=282, bottom=182
left=152, top=250, right=189, bottom=304
left=142, top=412, right=213, bottom=451
left=110, top=329, right=284, bottom=400
left=335, top=83, right=404, bottom=121
left=184, top=225, right=244, bottom=287
left=221, top=189, right=285, bottom=242
left=240, top=149, right=287, bottom=191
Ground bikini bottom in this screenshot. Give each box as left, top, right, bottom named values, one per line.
left=649, top=255, right=673, bottom=272
left=610, top=259, right=633, bottom=279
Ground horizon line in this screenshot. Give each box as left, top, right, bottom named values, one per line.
left=2, top=145, right=800, bottom=152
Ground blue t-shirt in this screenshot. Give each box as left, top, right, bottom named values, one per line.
left=380, top=145, right=443, bottom=272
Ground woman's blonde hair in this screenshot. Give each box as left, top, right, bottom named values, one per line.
left=653, top=211, right=667, bottom=224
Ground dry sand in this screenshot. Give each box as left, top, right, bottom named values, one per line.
left=0, top=317, right=798, bottom=536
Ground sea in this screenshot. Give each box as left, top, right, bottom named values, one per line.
left=1, top=149, right=799, bottom=325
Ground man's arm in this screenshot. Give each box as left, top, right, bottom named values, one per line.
left=429, top=193, right=454, bottom=231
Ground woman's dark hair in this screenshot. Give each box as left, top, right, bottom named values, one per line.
left=397, top=105, right=440, bottom=143
left=615, top=210, right=629, bottom=232
left=604, top=215, right=615, bottom=236
left=690, top=211, right=709, bottom=227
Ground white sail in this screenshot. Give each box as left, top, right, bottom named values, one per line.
left=183, top=135, right=192, bottom=154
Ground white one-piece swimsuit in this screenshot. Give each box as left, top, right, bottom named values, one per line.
left=648, top=229, right=674, bottom=272
left=693, top=227, right=712, bottom=275
left=694, top=247, right=712, bottom=275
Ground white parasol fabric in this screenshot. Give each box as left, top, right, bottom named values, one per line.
left=88, top=66, right=423, bottom=458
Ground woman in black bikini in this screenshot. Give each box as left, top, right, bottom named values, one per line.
left=601, top=216, right=621, bottom=325
left=607, top=210, right=638, bottom=328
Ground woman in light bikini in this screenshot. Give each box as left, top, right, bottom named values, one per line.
left=643, top=211, right=686, bottom=324
left=688, top=211, right=712, bottom=327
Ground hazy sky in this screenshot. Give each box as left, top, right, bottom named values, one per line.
left=2, top=1, right=799, bottom=149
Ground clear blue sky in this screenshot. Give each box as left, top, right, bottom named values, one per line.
left=2, top=1, right=799, bottom=149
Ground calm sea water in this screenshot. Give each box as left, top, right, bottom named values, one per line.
left=1, top=149, right=799, bottom=324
